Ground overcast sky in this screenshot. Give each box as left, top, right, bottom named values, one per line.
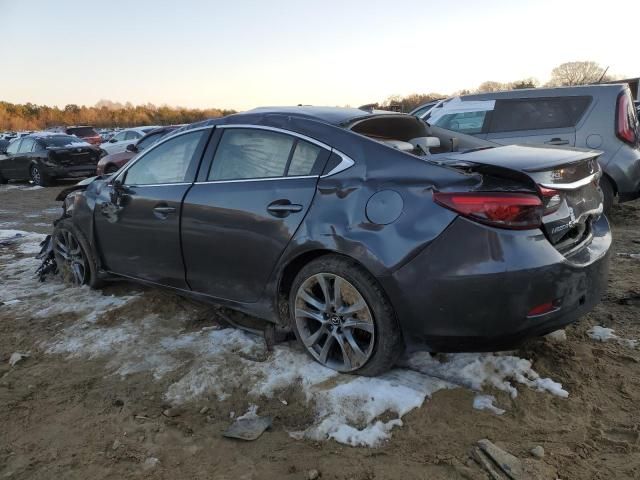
left=1, top=0, right=636, bottom=111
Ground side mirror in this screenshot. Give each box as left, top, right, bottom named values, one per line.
left=125, top=143, right=137, bottom=153
left=109, top=138, right=117, bottom=143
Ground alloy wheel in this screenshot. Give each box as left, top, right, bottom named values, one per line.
left=53, top=229, right=88, bottom=285
left=294, top=273, right=375, bottom=372
left=30, top=166, right=42, bottom=186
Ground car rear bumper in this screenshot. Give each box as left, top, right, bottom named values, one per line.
left=379, top=215, right=611, bottom=352
left=43, top=164, right=97, bottom=178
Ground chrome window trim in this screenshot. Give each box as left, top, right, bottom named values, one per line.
left=123, top=182, right=192, bottom=188
left=217, top=123, right=331, bottom=150
left=113, top=125, right=214, bottom=185
left=320, top=152, right=355, bottom=178
left=194, top=175, right=316, bottom=185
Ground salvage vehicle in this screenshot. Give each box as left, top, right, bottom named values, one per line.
left=0, top=133, right=100, bottom=186
left=96, top=126, right=181, bottom=175
left=50, top=107, right=611, bottom=375
left=48, top=126, right=103, bottom=146
left=100, top=126, right=160, bottom=156
left=412, top=85, right=640, bottom=212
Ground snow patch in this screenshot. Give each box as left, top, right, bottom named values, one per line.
left=0, top=229, right=570, bottom=447
left=406, top=352, right=568, bottom=399
left=473, top=394, right=505, bottom=415
left=588, top=326, right=637, bottom=348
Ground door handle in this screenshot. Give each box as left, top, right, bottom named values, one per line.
left=153, top=206, right=176, bottom=214
left=267, top=201, right=303, bottom=217
left=545, top=138, right=570, bottom=146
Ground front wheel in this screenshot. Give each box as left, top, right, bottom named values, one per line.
left=52, top=218, right=102, bottom=288
left=289, top=255, right=404, bottom=376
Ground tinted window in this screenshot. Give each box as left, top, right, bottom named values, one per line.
left=6, top=139, right=20, bottom=154
left=42, top=135, right=87, bottom=147
left=490, top=96, right=592, bottom=133
left=123, top=131, right=204, bottom=185
left=67, top=127, right=98, bottom=137
left=125, top=131, right=141, bottom=141
left=433, top=111, right=488, bottom=134
left=209, top=129, right=294, bottom=180
left=18, top=138, right=36, bottom=153
left=288, top=140, right=322, bottom=176
left=136, top=132, right=165, bottom=151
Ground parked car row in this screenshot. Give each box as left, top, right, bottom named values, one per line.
left=49, top=105, right=612, bottom=375
left=0, top=125, right=176, bottom=186
left=410, top=84, right=640, bottom=211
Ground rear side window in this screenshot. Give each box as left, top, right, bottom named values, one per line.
left=287, top=141, right=322, bottom=176
left=123, top=131, right=204, bottom=185
left=209, top=129, right=294, bottom=180
left=433, top=111, right=488, bottom=134
left=490, top=96, right=591, bottom=133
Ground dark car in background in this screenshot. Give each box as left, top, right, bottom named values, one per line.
left=0, top=134, right=100, bottom=186
left=53, top=107, right=610, bottom=375
left=49, top=126, right=102, bottom=146
left=412, top=85, right=640, bottom=211
left=96, top=126, right=181, bottom=175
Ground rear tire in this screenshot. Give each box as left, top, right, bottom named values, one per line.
left=52, top=218, right=102, bottom=288
left=289, top=254, right=404, bottom=376
left=600, top=175, right=615, bottom=214
left=30, top=164, right=52, bottom=187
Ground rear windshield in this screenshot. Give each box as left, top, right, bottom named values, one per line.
left=41, top=135, right=89, bottom=147
left=67, top=127, right=98, bottom=137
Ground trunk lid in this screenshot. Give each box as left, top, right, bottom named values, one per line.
left=442, top=144, right=603, bottom=253
left=49, top=145, right=99, bottom=167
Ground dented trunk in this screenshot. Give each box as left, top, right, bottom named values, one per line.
left=440, top=144, right=603, bottom=254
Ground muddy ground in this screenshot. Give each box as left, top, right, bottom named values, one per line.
left=1, top=181, right=639, bottom=480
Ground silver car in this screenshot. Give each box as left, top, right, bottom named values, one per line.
left=412, top=85, right=640, bottom=211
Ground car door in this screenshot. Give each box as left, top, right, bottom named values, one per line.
left=93, top=128, right=210, bottom=288
left=103, top=131, right=128, bottom=154
left=0, top=138, right=21, bottom=178
left=15, top=138, right=36, bottom=179
left=485, top=97, right=591, bottom=147
left=181, top=126, right=330, bottom=303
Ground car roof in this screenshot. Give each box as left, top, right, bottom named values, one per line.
left=456, top=84, right=625, bottom=101
left=242, top=106, right=409, bottom=127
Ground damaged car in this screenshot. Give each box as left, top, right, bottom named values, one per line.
left=47, top=106, right=611, bottom=375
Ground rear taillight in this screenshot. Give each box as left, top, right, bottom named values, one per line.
left=616, top=92, right=638, bottom=145
left=539, top=186, right=562, bottom=215
left=433, top=192, right=543, bottom=230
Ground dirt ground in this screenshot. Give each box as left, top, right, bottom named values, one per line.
left=1, top=181, right=639, bottom=480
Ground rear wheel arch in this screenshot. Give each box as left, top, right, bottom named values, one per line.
left=600, top=173, right=616, bottom=213
left=286, top=252, right=404, bottom=375
left=276, top=249, right=396, bottom=320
